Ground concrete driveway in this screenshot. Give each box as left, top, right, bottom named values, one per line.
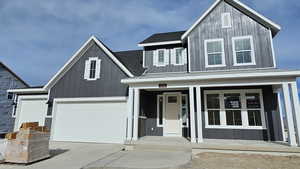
left=0, top=141, right=124, bottom=169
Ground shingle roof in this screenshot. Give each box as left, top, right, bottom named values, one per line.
left=139, top=31, right=185, bottom=44
left=114, top=50, right=145, bottom=76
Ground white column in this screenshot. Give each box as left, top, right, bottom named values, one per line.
left=196, top=86, right=203, bottom=143
left=189, top=87, right=196, bottom=143
left=126, top=87, right=134, bottom=141
left=290, top=81, right=300, bottom=145
left=282, top=83, right=297, bottom=146
left=132, top=88, right=140, bottom=141
left=276, top=90, right=286, bottom=142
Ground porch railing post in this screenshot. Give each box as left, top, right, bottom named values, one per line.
left=290, top=81, right=300, bottom=146
left=126, top=87, right=134, bottom=141
left=275, top=89, right=286, bottom=142
left=189, top=86, right=197, bottom=143
left=196, top=86, right=203, bottom=143
left=132, top=88, right=140, bottom=141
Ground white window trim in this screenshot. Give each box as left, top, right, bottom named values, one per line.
left=173, top=48, right=185, bottom=66
left=156, top=49, right=167, bottom=67
left=204, top=89, right=266, bottom=130
left=84, top=57, right=101, bottom=81
left=204, top=38, right=226, bottom=68
left=221, top=13, right=232, bottom=28
left=157, top=95, right=164, bottom=127
left=232, top=35, right=256, bottom=66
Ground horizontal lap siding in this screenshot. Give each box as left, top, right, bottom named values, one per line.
left=189, top=1, right=274, bottom=72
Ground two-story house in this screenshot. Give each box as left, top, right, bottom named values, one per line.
left=8, top=0, right=300, bottom=146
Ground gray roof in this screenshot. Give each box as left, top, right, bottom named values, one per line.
left=114, top=50, right=145, bottom=76
left=139, top=31, right=185, bottom=44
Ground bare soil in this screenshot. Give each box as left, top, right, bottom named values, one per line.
left=192, top=152, right=300, bottom=169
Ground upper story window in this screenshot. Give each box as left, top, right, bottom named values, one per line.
left=175, top=48, right=183, bottom=65
left=232, top=36, right=255, bottom=66
left=170, top=48, right=186, bottom=65
left=204, top=39, right=225, bottom=67
left=153, top=49, right=169, bottom=67
left=84, top=57, right=101, bottom=81
left=158, top=50, right=165, bottom=65
left=221, top=13, right=232, bottom=28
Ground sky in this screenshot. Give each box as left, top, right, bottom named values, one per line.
left=0, top=0, right=299, bottom=89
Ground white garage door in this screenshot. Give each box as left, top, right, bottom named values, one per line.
left=52, top=99, right=127, bottom=143
left=15, top=95, right=48, bottom=130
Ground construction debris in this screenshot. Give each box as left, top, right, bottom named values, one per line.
left=4, top=122, right=50, bottom=164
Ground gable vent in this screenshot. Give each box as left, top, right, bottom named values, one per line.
left=221, top=13, right=232, bottom=28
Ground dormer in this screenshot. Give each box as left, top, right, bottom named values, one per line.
left=138, top=31, right=188, bottom=74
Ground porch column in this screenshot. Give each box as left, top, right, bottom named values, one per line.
left=282, top=83, right=297, bottom=146
left=275, top=90, right=286, bottom=142
left=189, top=87, right=196, bottom=143
left=290, top=81, right=300, bottom=146
left=126, top=87, right=134, bottom=141
left=132, top=88, right=140, bottom=141
left=196, top=86, right=203, bottom=143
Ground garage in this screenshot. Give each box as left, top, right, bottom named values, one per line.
left=51, top=97, right=127, bottom=143
left=14, top=95, right=48, bottom=130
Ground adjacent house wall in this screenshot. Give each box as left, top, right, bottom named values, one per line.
left=0, top=65, right=27, bottom=134
left=188, top=1, right=274, bottom=72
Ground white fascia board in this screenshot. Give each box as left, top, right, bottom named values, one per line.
left=7, top=88, right=47, bottom=94
left=121, top=70, right=300, bottom=84
left=43, top=36, right=134, bottom=90
left=181, top=0, right=281, bottom=40
left=138, top=40, right=182, bottom=47
left=54, top=97, right=128, bottom=103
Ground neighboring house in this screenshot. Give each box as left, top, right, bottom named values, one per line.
left=8, top=0, right=300, bottom=146
left=0, top=62, right=28, bottom=135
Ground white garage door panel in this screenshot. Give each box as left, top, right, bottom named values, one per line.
left=52, top=101, right=127, bottom=143
left=16, top=98, right=48, bottom=130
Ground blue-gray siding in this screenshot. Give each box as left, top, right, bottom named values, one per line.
left=189, top=1, right=275, bottom=72
left=0, top=65, right=27, bottom=133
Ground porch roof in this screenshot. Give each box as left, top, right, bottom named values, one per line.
left=121, top=69, right=300, bottom=84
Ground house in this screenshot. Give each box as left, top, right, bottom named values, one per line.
left=8, top=0, right=300, bottom=146
left=0, top=62, right=28, bottom=136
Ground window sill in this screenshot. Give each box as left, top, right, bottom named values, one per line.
left=155, top=64, right=167, bottom=67
left=205, top=125, right=266, bottom=130
left=233, top=63, right=256, bottom=66
left=205, top=64, right=226, bottom=68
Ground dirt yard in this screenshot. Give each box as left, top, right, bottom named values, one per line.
left=192, top=152, right=300, bottom=169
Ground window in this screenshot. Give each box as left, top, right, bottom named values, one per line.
left=232, top=36, right=255, bottom=65
left=7, top=93, right=13, bottom=100
left=204, top=90, right=265, bottom=129
left=206, top=94, right=221, bottom=125
left=204, top=39, right=225, bottom=67
left=157, top=95, right=164, bottom=127
left=175, top=48, right=183, bottom=65
left=168, top=96, right=177, bottom=103
left=84, top=57, right=101, bottom=80
left=182, top=95, right=189, bottom=127
left=221, top=13, right=232, bottom=28
left=158, top=49, right=165, bottom=65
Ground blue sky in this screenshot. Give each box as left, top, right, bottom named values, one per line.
left=0, top=0, right=299, bottom=88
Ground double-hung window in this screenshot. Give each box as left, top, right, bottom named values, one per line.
left=232, top=36, right=255, bottom=66
left=158, top=50, right=165, bottom=65
left=206, top=94, right=221, bottom=125
left=175, top=48, right=183, bottom=65
left=84, top=57, right=101, bottom=81
left=204, top=39, right=225, bottom=67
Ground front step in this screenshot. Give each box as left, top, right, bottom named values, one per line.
left=126, top=144, right=192, bottom=153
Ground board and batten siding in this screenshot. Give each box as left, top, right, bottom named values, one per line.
left=50, top=41, right=129, bottom=99
left=189, top=1, right=275, bottom=72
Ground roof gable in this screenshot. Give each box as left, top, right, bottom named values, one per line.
left=0, top=62, right=29, bottom=87
left=44, top=36, right=134, bottom=90
left=181, top=0, right=281, bottom=40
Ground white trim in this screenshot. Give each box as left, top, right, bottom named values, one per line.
left=126, top=88, right=134, bottom=141
left=181, top=0, right=281, bottom=40
left=195, top=86, right=203, bottom=143
left=269, top=29, right=277, bottom=68
left=189, top=87, right=197, bottom=143
left=290, top=82, right=300, bottom=145
left=204, top=89, right=266, bottom=130
left=156, top=49, right=167, bottom=67
left=204, top=38, right=226, bottom=68
left=132, top=88, right=140, bottom=140
left=173, top=48, right=185, bottom=66
left=157, top=95, right=164, bottom=127
left=7, top=88, right=47, bottom=94
left=188, top=37, right=192, bottom=72
left=84, top=57, right=101, bottom=81
left=232, top=35, right=256, bottom=66
left=221, top=12, right=232, bottom=28
left=54, top=97, right=127, bottom=103
left=142, top=50, right=146, bottom=68
left=122, top=70, right=300, bottom=84
left=275, top=90, right=286, bottom=142
left=138, top=40, right=182, bottom=47
left=44, top=36, right=134, bottom=90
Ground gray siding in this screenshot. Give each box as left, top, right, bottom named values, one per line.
left=50, top=42, right=129, bottom=99
left=0, top=65, right=27, bottom=133
left=189, top=1, right=274, bottom=72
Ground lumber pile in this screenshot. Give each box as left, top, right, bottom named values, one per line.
left=4, top=122, right=50, bottom=164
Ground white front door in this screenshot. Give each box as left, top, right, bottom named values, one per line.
left=164, top=93, right=182, bottom=137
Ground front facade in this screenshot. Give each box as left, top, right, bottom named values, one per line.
left=9, top=0, right=300, bottom=146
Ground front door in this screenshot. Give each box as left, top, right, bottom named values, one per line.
left=164, top=93, right=182, bottom=137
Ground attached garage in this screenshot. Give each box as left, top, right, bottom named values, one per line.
left=51, top=97, right=127, bottom=143
left=14, top=95, right=48, bottom=131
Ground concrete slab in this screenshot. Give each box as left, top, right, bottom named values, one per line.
left=0, top=141, right=123, bottom=169
left=83, top=150, right=192, bottom=169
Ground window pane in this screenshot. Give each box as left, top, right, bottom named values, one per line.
left=208, top=110, right=220, bottom=125
left=226, top=110, right=242, bottom=125
left=246, top=93, right=261, bottom=109
left=89, top=60, right=96, bottom=78
left=236, top=51, right=252, bottom=64
left=224, top=94, right=241, bottom=109
left=168, top=96, right=177, bottom=103
left=208, top=53, right=222, bottom=65
left=235, top=38, right=251, bottom=51
left=207, top=41, right=222, bottom=53
left=158, top=96, right=163, bottom=125
left=248, top=110, right=262, bottom=126
left=176, top=48, right=182, bottom=64
left=207, top=94, right=220, bottom=109
left=158, top=50, right=164, bottom=63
